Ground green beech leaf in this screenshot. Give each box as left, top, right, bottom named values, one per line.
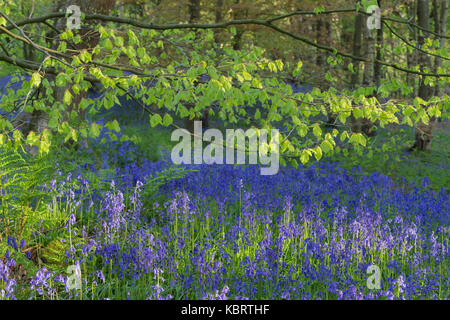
left=150, top=114, right=162, bottom=127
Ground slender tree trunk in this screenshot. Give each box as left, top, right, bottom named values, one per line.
left=315, top=17, right=332, bottom=88
left=433, top=0, right=448, bottom=97
left=416, top=0, right=433, bottom=102
left=350, top=3, right=377, bottom=136
left=374, top=0, right=383, bottom=90
left=188, top=0, right=201, bottom=23
left=185, top=0, right=209, bottom=132
left=362, top=15, right=375, bottom=87
left=232, top=0, right=245, bottom=50
left=318, top=16, right=334, bottom=126
left=411, top=0, right=434, bottom=151
left=351, top=4, right=363, bottom=88
left=214, top=0, right=223, bottom=44
left=406, top=2, right=418, bottom=97
left=316, top=18, right=324, bottom=67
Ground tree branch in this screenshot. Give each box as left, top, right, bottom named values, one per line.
left=383, top=20, right=449, bottom=61
left=2, top=11, right=449, bottom=78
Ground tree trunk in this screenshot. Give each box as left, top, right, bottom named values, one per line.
left=406, top=2, right=418, bottom=97
left=232, top=0, right=245, bottom=50
left=433, top=0, right=448, bottom=97
left=411, top=0, right=434, bottom=151
left=351, top=4, right=363, bottom=88
left=214, top=0, right=223, bottom=44
left=25, top=0, right=116, bottom=146
left=184, top=0, right=209, bottom=132
left=188, top=0, right=200, bottom=23
left=315, top=17, right=332, bottom=89
left=374, top=0, right=383, bottom=90
left=362, top=15, right=375, bottom=87
left=349, top=3, right=377, bottom=137
left=317, top=16, right=334, bottom=126
left=316, top=18, right=324, bottom=67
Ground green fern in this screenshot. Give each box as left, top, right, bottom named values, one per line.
left=0, top=146, right=55, bottom=240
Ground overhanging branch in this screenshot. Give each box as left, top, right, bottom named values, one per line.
left=1, top=10, right=449, bottom=78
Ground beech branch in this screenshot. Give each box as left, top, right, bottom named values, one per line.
left=1, top=10, right=449, bottom=78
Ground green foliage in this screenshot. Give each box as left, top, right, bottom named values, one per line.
left=140, top=167, right=197, bottom=212
left=0, top=0, right=448, bottom=301
left=120, top=125, right=174, bottom=163
left=2, top=18, right=447, bottom=168
left=329, top=126, right=450, bottom=191
left=0, top=146, right=55, bottom=239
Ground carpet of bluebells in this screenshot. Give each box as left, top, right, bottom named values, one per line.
left=1, top=132, right=449, bottom=300
left=0, top=76, right=449, bottom=300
